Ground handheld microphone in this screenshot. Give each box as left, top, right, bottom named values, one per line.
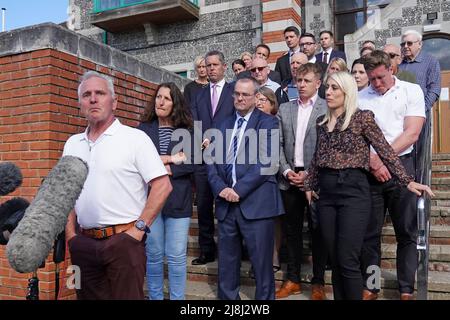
left=0, top=162, right=23, bottom=196
left=6, top=156, right=88, bottom=273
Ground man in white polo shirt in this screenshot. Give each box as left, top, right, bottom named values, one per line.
left=63, top=71, right=172, bottom=300
left=358, top=51, right=425, bottom=301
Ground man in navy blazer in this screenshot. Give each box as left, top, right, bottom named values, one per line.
left=275, top=26, right=302, bottom=83
left=207, top=78, right=284, bottom=300
left=190, top=50, right=236, bottom=265
left=315, top=30, right=347, bottom=64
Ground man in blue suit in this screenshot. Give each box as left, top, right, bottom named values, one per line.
left=315, top=30, right=347, bottom=64
left=207, top=78, right=284, bottom=300
left=190, top=50, right=235, bottom=265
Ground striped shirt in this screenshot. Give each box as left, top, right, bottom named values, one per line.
left=399, top=50, right=441, bottom=112
left=158, top=127, right=174, bottom=155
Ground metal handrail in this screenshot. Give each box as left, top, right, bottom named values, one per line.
left=416, top=111, right=433, bottom=300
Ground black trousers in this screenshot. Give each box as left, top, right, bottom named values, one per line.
left=281, top=187, right=308, bottom=284
left=281, top=184, right=328, bottom=285
left=194, top=166, right=216, bottom=256
left=361, top=155, right=417, bottom=294
left=317, top=168, right=371, bottom=300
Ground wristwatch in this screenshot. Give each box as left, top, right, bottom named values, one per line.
left=134, top=219, right=150, bottom=233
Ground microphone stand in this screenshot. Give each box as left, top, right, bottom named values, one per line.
left=26, top=271, right=39, bottom=300
left=53, top=231, right=66, bottom=300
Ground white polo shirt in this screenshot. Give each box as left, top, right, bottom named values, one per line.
left=358, top=77, right=425, bottom=156
left=62, top=119, right=167, bottom=228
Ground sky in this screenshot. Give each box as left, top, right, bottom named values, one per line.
left=0, top=0, right=69, bottom=32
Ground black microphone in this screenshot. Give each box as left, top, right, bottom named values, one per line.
left=0, top=162, right=23, bottom=196
left=6, top=156, right=88, bottom=273
left=0, top=197, right=30, bottom=245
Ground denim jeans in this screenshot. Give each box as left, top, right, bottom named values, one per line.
left=145, top=214, right=190, bottom=300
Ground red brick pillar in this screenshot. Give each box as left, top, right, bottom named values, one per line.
left=0, top=48, right=158, bottom=300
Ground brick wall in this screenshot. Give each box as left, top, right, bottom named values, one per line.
left=261, top=0, right=302, bottom=65
left=0, top=48, right=158, bottom=300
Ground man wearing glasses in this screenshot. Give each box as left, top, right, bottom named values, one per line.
left=399, top=30, right=441, bottom=183
left=250, top=57, right=281, bottom=93
left=383, top=44, right=416, bottom=84
left=399, top=30, right=441, bottom=113
left=207, top=78, right=283, bottom=299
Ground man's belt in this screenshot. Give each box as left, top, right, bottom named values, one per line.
left=80, top=221, right=135, bottom=239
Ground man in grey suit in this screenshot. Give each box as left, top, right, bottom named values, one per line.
left=275, top=63, right=328, bottom=300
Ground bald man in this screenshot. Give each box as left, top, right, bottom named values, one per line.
left=383, top=44, right=416, bottom=83
left=275, top=52, right=309, bottom=105
left=250, top=57, right=281, bottom=93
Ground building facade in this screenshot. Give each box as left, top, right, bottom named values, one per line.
left=70, top=0, right=448, bottom=151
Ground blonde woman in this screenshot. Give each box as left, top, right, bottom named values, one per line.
left=184, top=56, right=209, bottom=106
left=304, top=71, right=433, bottom=300
left=240, top=51, right=253, bottom=70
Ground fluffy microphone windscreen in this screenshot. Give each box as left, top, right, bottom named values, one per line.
left=6, top=156, right=88, bottom=273
left=0, top=162, right=23, bottom=196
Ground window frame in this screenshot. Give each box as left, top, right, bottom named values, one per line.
left=333, top=0, right=390, bottom=49
left=92, top=0, right=199, bottom=13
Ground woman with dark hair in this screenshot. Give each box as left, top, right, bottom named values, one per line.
left=138, top=82, right=194, bottom=300
left=232, top=59, right=246, bottom=77
left=351, top=58, right=369, bottom=91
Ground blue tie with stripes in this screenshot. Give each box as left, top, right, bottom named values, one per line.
left=225, top=117, right=245, bottom=186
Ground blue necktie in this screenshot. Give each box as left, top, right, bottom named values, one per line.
left=225, top=117, right=245, bottom=186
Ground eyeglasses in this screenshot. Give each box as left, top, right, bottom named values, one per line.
left=300, top=42, right=315, bottom=47
left=400, top=40, right=420, bottom=47
left=250, top=66, right=267, bottom=73
left=232, top=92, right=255, bottom=99
left=387, top=52, right=400, bottom=59
left=257, top=97, right=269, bottom=103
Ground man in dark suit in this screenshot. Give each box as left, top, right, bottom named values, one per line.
left=275, top=26, right=301, bottom=83
left=190, top=50, right=235, bottom=265
left=207, top=78, right=284, bottom=300
left=300, top=32, right=328, bottom=73
left=315, top=30, right=347, bottom=64
left=276, top=63, right=328, bottom=300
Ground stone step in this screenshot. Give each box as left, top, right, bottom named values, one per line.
left=186, top=234, right=450, bottom=265
left=432, top=191, right=450, bottom=200
left=382, top=224, right=450, bottom=240
left=183, top=256, right=450, bottom=300
left=432, top=177, right=450, bottom=185
left=432, top=154, right=450, bottom=161
left=432, top=165, right=450, bottom=173
left=381, top=243, right=450, bottom=262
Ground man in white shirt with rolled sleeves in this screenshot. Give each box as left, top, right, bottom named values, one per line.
left=63, top=71, right=172, bottom=300
left=358, top=51, right=425, bottom=300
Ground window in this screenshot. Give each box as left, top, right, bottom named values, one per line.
left=333, top=0, right=391, bottom=50
left=93, top=0, right=199, bottom=13
left=422, top=34, right=450, bottom=71
left=176, top=71, right=188, bottom=78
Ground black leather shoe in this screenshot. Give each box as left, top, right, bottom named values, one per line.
left=192, top=254, right=215, bottom=265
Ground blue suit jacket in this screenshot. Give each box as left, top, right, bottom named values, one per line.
left=191, top=81, right=236, bottom=133
left=137, top=120, right=194, bottom=218
left=207, top=108, right=284, bottom=221
left=315, top=49, right=347, bottom=64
